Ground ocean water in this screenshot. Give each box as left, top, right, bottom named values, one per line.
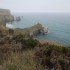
left=6, top=13, right=70, bottom=45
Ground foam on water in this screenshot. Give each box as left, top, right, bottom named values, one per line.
left=6, top=23, right=13, bottom=28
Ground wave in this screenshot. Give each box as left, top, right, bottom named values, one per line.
left=6, top=23, right=13, bottom=28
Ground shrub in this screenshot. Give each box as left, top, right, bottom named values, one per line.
left=0, top=42, right=11, bottom=61
left=6, top=64, right=18, bottom=70
left=0, top=58, right=3, bottom=65
left=0, top=29, right=2, bottom=33
left=9, top=29, right=14, bottom=35
left=62, top=47, right=68, bottom=53
left=17, top=34, right=24, bottom=39
left=26, top=38, right=39, bottom=49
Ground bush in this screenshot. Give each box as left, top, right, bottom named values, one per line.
left=26, top=38, right=39, bottom=49
left=17, top=34, right=25, bottom=39
left=6, top=64, right=18, bottom=70
left=9, top=29, right=14, bottom=35
left=62, top=47, right=68, bottom=53
left=0, top=58, right=3, bottom=65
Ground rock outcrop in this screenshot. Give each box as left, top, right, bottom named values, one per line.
left=16, top=17, right=21, bottom=21
left=0, top=8, right=14, bottom=26
left=42, top=26, right=48, bottom=33
left=29, top=22, right=43, bottom=37
left=29, top=22, right=48, bottom=37
left=14, top=22, right=48, bottom=37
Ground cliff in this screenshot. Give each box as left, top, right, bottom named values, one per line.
left=0, top=8, right=14, bottom=26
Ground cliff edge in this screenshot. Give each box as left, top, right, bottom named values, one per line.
left=0, top=8, right=14, bottom=26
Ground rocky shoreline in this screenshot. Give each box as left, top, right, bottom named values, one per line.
left=0, top=8, right=48, bottom=37
left=0, top=8, right=21, bottom=26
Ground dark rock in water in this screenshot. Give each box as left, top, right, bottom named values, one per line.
left=16, top=17, right=21, bottom=21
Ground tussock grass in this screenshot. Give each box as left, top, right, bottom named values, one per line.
left=2, top=50, right=41, bottom=70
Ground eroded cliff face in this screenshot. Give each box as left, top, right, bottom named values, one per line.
left=0, top=8, right=14, bottom=25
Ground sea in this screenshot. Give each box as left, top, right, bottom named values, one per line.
left=6, top=13, right=70, bottom=46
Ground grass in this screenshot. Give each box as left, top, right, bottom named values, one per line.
left=14, top=23, right=42, bottom=36
left=36, top=38, right=67, bottom=47
left=2, top=50, right=41, bottom=70
left=6, top=64, right=18, bottom=70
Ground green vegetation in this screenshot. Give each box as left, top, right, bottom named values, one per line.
left=25, top=38, right=39, bottom=49
left=12, top=34, right=39, bottom=49
left=0, top=36, right=70, bottom=70
left=35, top=44, right=70, bottom=70
left=0, top=59, right=3, bottom=65
left=0, top=27, right=70, bottom=70
left=6, top=64, right=18, bottom=70
left=62, top=47, right=68, bottom=53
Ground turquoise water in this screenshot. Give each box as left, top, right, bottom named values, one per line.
left=6, top=13, right=70, bottom=45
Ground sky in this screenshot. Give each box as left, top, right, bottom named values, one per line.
left=0, top=0, right=70, bottom=13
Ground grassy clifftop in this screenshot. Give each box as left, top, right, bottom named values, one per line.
left=14, top=23, right=42, bottom=36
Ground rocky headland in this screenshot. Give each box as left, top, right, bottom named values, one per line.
left=14, top=22, right=48, bottom=37
left=0, top=9, right=48, bottom=37
left=0, top=8, right=14, bottom=26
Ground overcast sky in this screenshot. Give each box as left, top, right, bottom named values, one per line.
left=0, top=0, right=70, bottom=13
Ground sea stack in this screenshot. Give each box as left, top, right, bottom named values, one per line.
left=42, top=26, right=48, bottom=34
left=16, top=17, right=21, bottom=21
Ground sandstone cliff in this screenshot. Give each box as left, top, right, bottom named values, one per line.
left=0, top=8, right=14, bottom=26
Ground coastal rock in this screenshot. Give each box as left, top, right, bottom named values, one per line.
left=16, top=17, right=21, bottom=21
left=14, top=22, right=48, bottom=37
left=43, top=26, right=48, bottom=34
left=0, top=8, right=14, bottom=26
left=29, top=22, right=42, bottom=37
left=29, top=22, right=48, bottom=37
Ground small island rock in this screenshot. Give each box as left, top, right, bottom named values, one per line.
left=16, top=17, right=21, bottom=21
